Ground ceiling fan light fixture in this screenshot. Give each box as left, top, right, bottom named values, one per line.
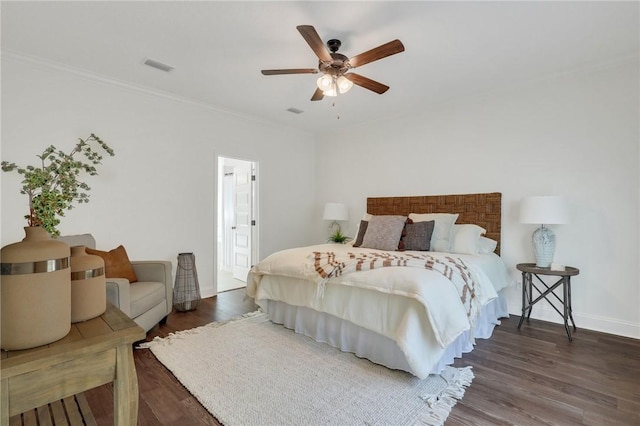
left=337, top=76, right=353, bottom=94
left=317, top=74, right=333, bottom=89
left=317, top=74, right=337, bottom=97
left=324, top=86, right=338, bottom=97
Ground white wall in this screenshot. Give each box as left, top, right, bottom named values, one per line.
left=1, top=54, right=317, bottom=298
left=314, top=58, right=639, bottom=338
left=3, top=53, right=638, bottom=339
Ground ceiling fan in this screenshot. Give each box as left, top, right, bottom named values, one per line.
left=261, top=25, right=405, bottom=101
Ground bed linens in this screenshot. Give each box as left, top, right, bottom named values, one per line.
left=261, top=293, right=508, bottom=378
left=247, top=244, right=510, bottom=377
left=309, top=250, right=485, bottom=327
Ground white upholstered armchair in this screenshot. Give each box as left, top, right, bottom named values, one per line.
left=58, top=234, right=173, bottom=333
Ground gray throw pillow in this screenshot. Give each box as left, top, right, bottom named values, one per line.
left=360, top=215, right=407, bottom=251
left=402, top=220, right=435, bottom=251
left=353, top=220, right=369, bottom=247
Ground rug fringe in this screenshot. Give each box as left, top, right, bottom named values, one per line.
left=136, top=310, right=263, bottom=349
left=417, top=366, right=474, bottom=426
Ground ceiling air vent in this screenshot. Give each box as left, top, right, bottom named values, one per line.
left=143, top=58, right=174, bottom=72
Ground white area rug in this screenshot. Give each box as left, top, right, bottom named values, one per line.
left=142, top=312, right=473, bottom=426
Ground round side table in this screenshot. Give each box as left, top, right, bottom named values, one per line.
left=516, top=263, right=580, bottom=341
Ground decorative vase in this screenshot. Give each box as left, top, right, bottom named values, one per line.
left=1, top=226, right=71, bottom=350
left=70, top=246, right=106, bottom=323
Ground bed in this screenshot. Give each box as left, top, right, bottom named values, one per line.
left=247, top=193, right=512, bottom=379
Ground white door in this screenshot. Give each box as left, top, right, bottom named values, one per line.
left=232, top=163, right=253, bottom=281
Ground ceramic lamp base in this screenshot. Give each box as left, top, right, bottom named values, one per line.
left=532, top=225, right=556, bottom=268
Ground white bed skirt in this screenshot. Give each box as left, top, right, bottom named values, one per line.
left=261, top=291, right=509, bottom=376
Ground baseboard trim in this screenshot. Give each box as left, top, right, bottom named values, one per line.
left=201, top=288, right=216, bottom=299
left=509, top=306, right=640, bottom=339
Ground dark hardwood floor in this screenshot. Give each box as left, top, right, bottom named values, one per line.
left=84, top=289, right=640, bottom=425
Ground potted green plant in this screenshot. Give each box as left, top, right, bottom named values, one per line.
left=328, top=229, right=350, bottom=244
left=1, top=133, right=114, bottom=237
left=0, top=133, right=114, bottom=350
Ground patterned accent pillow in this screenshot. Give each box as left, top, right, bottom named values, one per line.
left=360, top=215, right=407, bottom=251
left=352, top=220, right=369, bottom=247
left=402, top=220, right=435, bottom=251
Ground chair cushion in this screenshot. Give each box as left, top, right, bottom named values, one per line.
left=129, top=281, right=166, bottom=318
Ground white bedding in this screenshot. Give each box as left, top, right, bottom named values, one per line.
left=247, top=244, right=512, bottom=378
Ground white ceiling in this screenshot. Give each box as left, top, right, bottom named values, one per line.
left=2, top=1, right=638, bottom=134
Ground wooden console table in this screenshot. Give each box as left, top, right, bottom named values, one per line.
left=1, top=303, right=145, bottom=425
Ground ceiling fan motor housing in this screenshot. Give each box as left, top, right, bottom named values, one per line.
left=318, top=39, right=350, bottom=76
left=319, top=57, right=350, bottom=77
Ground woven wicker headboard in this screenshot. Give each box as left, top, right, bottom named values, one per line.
left=367, top=192, right=502, bottom=255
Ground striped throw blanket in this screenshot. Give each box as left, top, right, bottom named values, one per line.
left=310, top=251, right=479, bottom=320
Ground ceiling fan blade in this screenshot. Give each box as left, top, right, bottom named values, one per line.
left=348, top=39, right=405, bottom=69
left=345, top=73, right=389, bottom=94
left=261, top=68, right=318, bottom=75
left=297, top=25, right=332, bottom=62
left=311, top=87, right=324, bottom=101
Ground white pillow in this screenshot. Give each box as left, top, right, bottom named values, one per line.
left=450, top=224, right=486, bottom=255
left=408, top=213, right=459, bottom=252
left=477, top=236, right=498, bottom=254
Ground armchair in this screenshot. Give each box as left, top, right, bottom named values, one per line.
left=57, top=234, right=173, bottom=333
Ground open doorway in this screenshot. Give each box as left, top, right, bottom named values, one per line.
left=216, top=156, right=258, bottom=293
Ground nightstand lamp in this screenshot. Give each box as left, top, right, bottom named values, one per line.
left=520, top=195, right=569, bottom=268
left=322, top=203, right=349, bottom=244
left=323, top=202, right=349, bottom=241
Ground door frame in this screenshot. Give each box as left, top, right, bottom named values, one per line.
left=215, top=154, right=259, bottom=294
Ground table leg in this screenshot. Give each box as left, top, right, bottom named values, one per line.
left=518, top=271, right=530, bottom=329
left=567, top=278, right=576, bottom=331
left=114, top=343, right=139, bottom=425
left=1, top=378, right=9, bottom=425
left=563, top=278, right=573, bottom=341
left=526, top=272, right=534, bottom=321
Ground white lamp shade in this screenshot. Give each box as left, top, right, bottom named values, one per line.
left=323, top=203, right=349, bottom=221
left=520, top=196, right=569, bottom=225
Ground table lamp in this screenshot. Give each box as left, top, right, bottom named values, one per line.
left=519, top=195, right=569, bottom=268
left=323, top=202, right=349, bottom=240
